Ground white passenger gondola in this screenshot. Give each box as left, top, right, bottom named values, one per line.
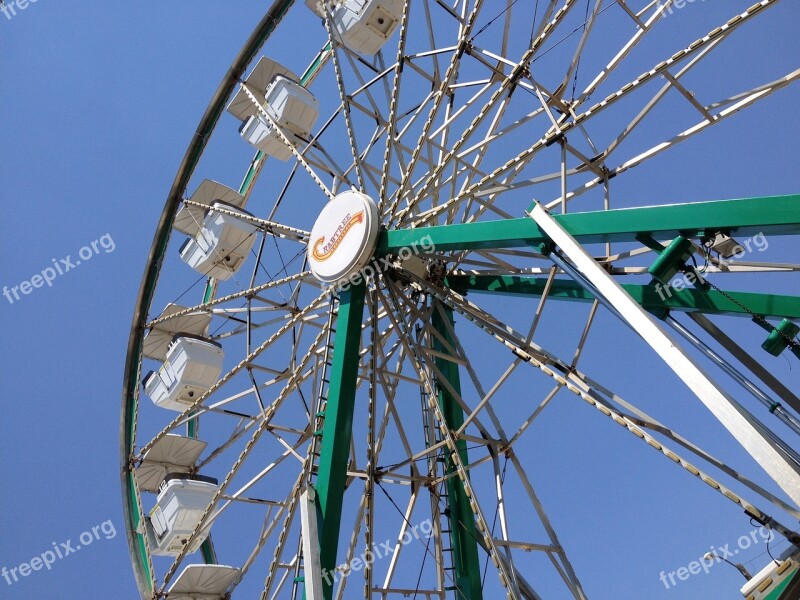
left=143, top=334, right=223, bottom=412
left=179, top=200, right=258, bottom=279
left=148, top=473, right=219, bottom=556
left=307, top=0, right=403, bottom=55
left=227, top=57, right=319, bottom=160
left=173, top=179, right=248, bottom=238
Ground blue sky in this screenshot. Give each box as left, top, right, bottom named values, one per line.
left=1, top=2, right=798, bottom=599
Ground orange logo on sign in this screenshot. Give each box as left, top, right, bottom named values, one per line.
left=312, top=211, right=365, bottom=262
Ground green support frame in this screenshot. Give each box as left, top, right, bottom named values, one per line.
left=311, top=290, right=483, bottom=600
left=449, top=275, right=800, bottom=321
left=380, top=195, right=800, bottom=254
left=307, top=193, right=800, bottom=599
left=767, top=566, right=800, bottom=599
left=432, top=302, right=483, bottom=600
left=314, top=281, right=367, bottom=600
left=381, top=194, right=800, bottom=327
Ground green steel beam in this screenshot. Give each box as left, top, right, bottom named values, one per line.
left=126, top=472, right=150, bottom=589
left=380, top=195, right=800, bottom=254
left=200, top=538, right=217, bottom=565
left=432, top=302, right=482, bottom=600
left=449, top=275, right=800, bottom=320
left=314, top=282, right=367, bottom=600
left=765, top=566, right=800, bottom=600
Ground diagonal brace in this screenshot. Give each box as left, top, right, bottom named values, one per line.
left=528, top=203, right=800, bottom=508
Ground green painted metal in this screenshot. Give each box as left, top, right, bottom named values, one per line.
left=314, top=282, right=367, bottom=600
left=761, top=319, right=800, bottom=357
left=449, top=275, right=800, bottom=320
left=187, top=411, right=199, bottom=439
left=300, top=42, right=332, bottom=86
left=122, top=218, right=173, bottom=595
left=190, top=406, right=217, bottom=564
left=431, top=302, right=482, bottom=600
left=200, top=537, right=217, bottom=565
left=382, top=216, right=542, bottom=253
left=126, top=472, right=151, bottom=587
left=239, top=151, right=266, bottom=196
left=380, top=195, right=800, bottom=254
left=763, top=566, right=800, bottom=600
left=648, top=236, right=694, bottom=284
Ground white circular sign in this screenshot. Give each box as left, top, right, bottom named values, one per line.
left=307, top=190, right=379, bottom=285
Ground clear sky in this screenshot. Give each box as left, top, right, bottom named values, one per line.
left=1, top=2, right=798, bottom=600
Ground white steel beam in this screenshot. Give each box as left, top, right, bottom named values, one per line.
left=528, top=202, right=800, bottom=508
left=300, top=488, right=324, bottom=600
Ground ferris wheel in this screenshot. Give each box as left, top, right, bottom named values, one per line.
left=122, top=1, right=800, bottom=598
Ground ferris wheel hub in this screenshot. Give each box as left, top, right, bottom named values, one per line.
left=307, top=190, right=380, bottom=285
